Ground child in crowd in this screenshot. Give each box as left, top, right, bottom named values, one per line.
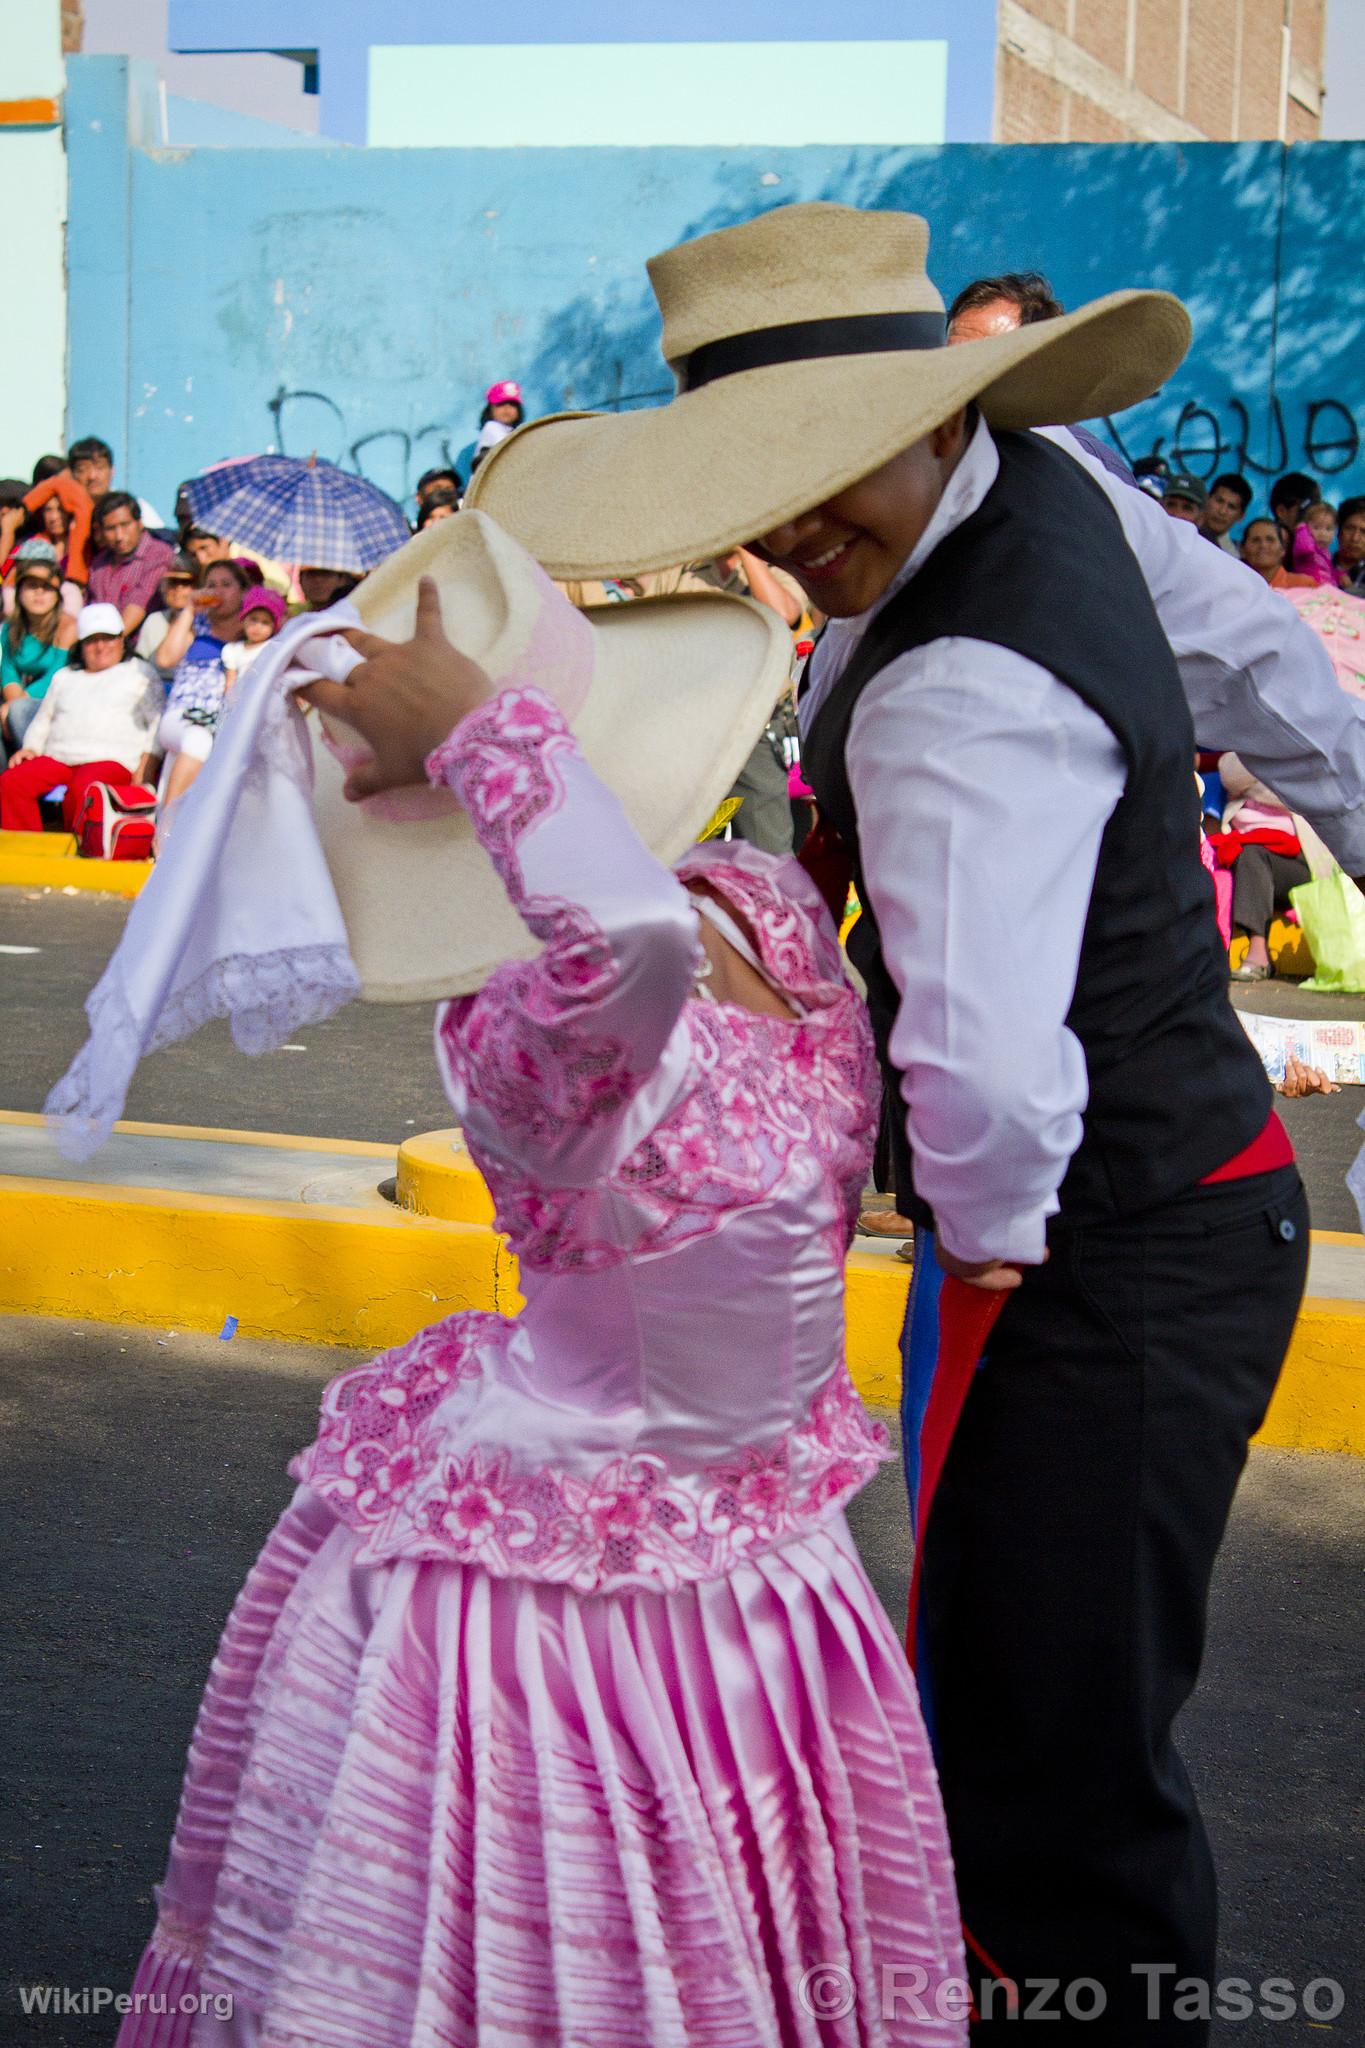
left=464, top=379, right=525, bottom=477
left=1, top=554, right=77, bottom=751
left=152, top=559, right=252, bottom=808
left=1291, top=500, right=1338, bottom=586
left=0, top=603, right=161, bottom=830
left=221, top=585, right=286, bottom=682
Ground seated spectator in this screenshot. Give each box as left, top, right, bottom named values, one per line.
left=1, top=555, right=76, bottom=751
left=21, top=466, right=94, bottom=588
left=2, top=535, right=82, bottom=627
left=183, top=526, right=230, bottom=574
left=946, top=270, right=1065, bottom=340
left=1162, top=472, right=1206, bottom=524
left=417, top=486, right=459, bottom=529
left=152, top=559, right=252, bottom=807
left=1291, top=499, right=1338, bottom=586
left=416, top=467, right=462, bottom=513
left=1269, top=470, right=1316, bottom=545
left=0, top=603, right=161, bottom=831
left=299, top=566, right=361, bottom=611
left=1335, top=495, right=1365, bottom=592
left=87, top=494, right=175, bottom=634
left=67, top=436, right=164, bottom=530
left=221, top=585, right=285, bottom=683
left=1214, top=752, right=1311, bottom=983
left=0, top=480, right=28, bottom=579
left=134, top=553, right=200, bottom=665
left=1240, top=516, right=1316, bottom=590
left=1198, top=472, right=1251, bottom=555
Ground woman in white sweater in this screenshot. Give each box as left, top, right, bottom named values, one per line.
left=0, top=602, right=163, bottom=832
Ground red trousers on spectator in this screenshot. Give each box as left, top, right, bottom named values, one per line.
left=0, top=757, right=135, bottom=834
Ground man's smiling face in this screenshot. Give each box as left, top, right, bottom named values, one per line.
left=750, top=410, right=970, bottom=618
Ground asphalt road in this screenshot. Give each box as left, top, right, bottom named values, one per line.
left=1, top=1316, right=1360, bottom=2047
left=3, top=888, right=1364, bottom=1228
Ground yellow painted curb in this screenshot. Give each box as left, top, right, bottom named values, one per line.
left=0, top=1164, right=1359, bottom=1452
left=0, top=1107, right=397, bottom=1157
left=0, top=830, right=151, bottom=896
left=0, top=1174, right=524, bottom=1348
left=396, top=1130, right=495, bottom=1224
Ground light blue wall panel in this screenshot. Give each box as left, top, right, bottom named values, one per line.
left=63, top=66, right=1365, bottom=523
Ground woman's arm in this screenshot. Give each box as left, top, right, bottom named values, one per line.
left=430, top=687, right=698, bottom=1173
left=154, top=605, right=196, bottom=675
left=298, top=578, right=698, bottom=1175
left=22, top=474, right=94, bottom=584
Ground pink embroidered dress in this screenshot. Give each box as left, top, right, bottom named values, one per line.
left=118, top=688, right=966, bottom=2048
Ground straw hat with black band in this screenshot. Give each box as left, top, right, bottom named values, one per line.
left=466, top=202, right=1191, bottom=577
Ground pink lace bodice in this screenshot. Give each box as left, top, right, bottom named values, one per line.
left=292, top=689, right=888, bottom=1593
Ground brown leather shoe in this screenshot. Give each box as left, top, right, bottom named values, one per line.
left=857, top=1206, right=917, bottom=1238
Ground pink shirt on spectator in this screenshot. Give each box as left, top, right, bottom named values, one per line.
left=87, top=531, right=175, bottom=615
left=1290, top=522, right=1337, bottom=587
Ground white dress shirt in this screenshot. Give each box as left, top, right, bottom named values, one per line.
left=802, top=418, right=1365, bottom=1264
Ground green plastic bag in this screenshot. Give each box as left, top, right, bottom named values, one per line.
left=1289, top=870, right=1365, bottom=992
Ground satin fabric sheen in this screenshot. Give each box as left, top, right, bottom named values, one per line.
left=116, top=689, right=965, bottom=2045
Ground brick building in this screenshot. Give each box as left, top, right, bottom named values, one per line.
left=996, top=0, right=1325, bottom=143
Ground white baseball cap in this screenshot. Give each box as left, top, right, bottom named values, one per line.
left=76, top=602, right=126, bottom=641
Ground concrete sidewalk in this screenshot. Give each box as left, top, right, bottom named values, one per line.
left=0, top=1315, right=1358, bottom=2047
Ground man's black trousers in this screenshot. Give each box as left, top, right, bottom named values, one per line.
left=917, top=1164, right=1309, bottom=2042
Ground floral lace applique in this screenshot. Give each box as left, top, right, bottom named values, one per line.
left=473, top=991, right=877, bottom=1274
left=293, top=1344, right=889, bottom=1595
left=426, top=685, right=576, bottom=900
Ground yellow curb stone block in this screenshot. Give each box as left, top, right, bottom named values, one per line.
left=0, top=830, right=151, bottom=896
left=0, top=1168, right=1358, bottom=1453
left=1227, top=917, right=1314, bottom=978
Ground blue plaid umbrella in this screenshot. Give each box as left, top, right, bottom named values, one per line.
left=182, top=456, right=410, bottom=575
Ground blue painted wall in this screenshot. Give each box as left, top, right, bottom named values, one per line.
left=64, top=57, right=1365, bottom=528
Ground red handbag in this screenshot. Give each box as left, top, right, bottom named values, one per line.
left=73, top=781, right=157, bottom=861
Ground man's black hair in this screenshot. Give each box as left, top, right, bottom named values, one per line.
left=0, top=477, right=27, bottom=508
left=184, top=523, right=221, bottom=542
left=1209, top=472, right=1252, bottom=511
left=947, top=271, right=1065, bottom=327
left=416, top=466, right=461, bottom=500
left=68, top=435, right=115, bottom=467
left=1270, top=471, right=1317, bottom=517
left=1337, top=495, right=1365, bottom=527
left=95, top=489, right=140, bottom=524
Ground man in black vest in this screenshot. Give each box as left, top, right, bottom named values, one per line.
left=466, top=203, right=1365, bottom=2041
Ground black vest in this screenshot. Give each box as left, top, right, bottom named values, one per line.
left=802, top=429, right=1270, bottom=1229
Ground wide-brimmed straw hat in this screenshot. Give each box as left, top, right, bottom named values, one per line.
left=307, top=509, right=792, bottom=1001
left=466, top=202, right=1191, bottom=577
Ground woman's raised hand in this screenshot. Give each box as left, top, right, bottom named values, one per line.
left=297, top=576, right=495, bottom=801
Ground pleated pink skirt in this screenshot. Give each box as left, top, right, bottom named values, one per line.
left=116, top=1486, right=966, bottom=2048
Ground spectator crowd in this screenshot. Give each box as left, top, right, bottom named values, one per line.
left=2, top=328, right=1363, bottom=1014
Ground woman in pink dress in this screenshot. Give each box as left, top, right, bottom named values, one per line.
left=116, top=584, right=965, bottom=2047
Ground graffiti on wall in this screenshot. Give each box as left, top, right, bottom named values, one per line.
left=265, top=365, right=674, bottom=504
left=269, top=379, right=1362, bottom=510
left=1103, top=396, right=1360, bottom=483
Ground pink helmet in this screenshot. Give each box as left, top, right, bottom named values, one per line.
left=485, top=379, right=522, bottom=408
